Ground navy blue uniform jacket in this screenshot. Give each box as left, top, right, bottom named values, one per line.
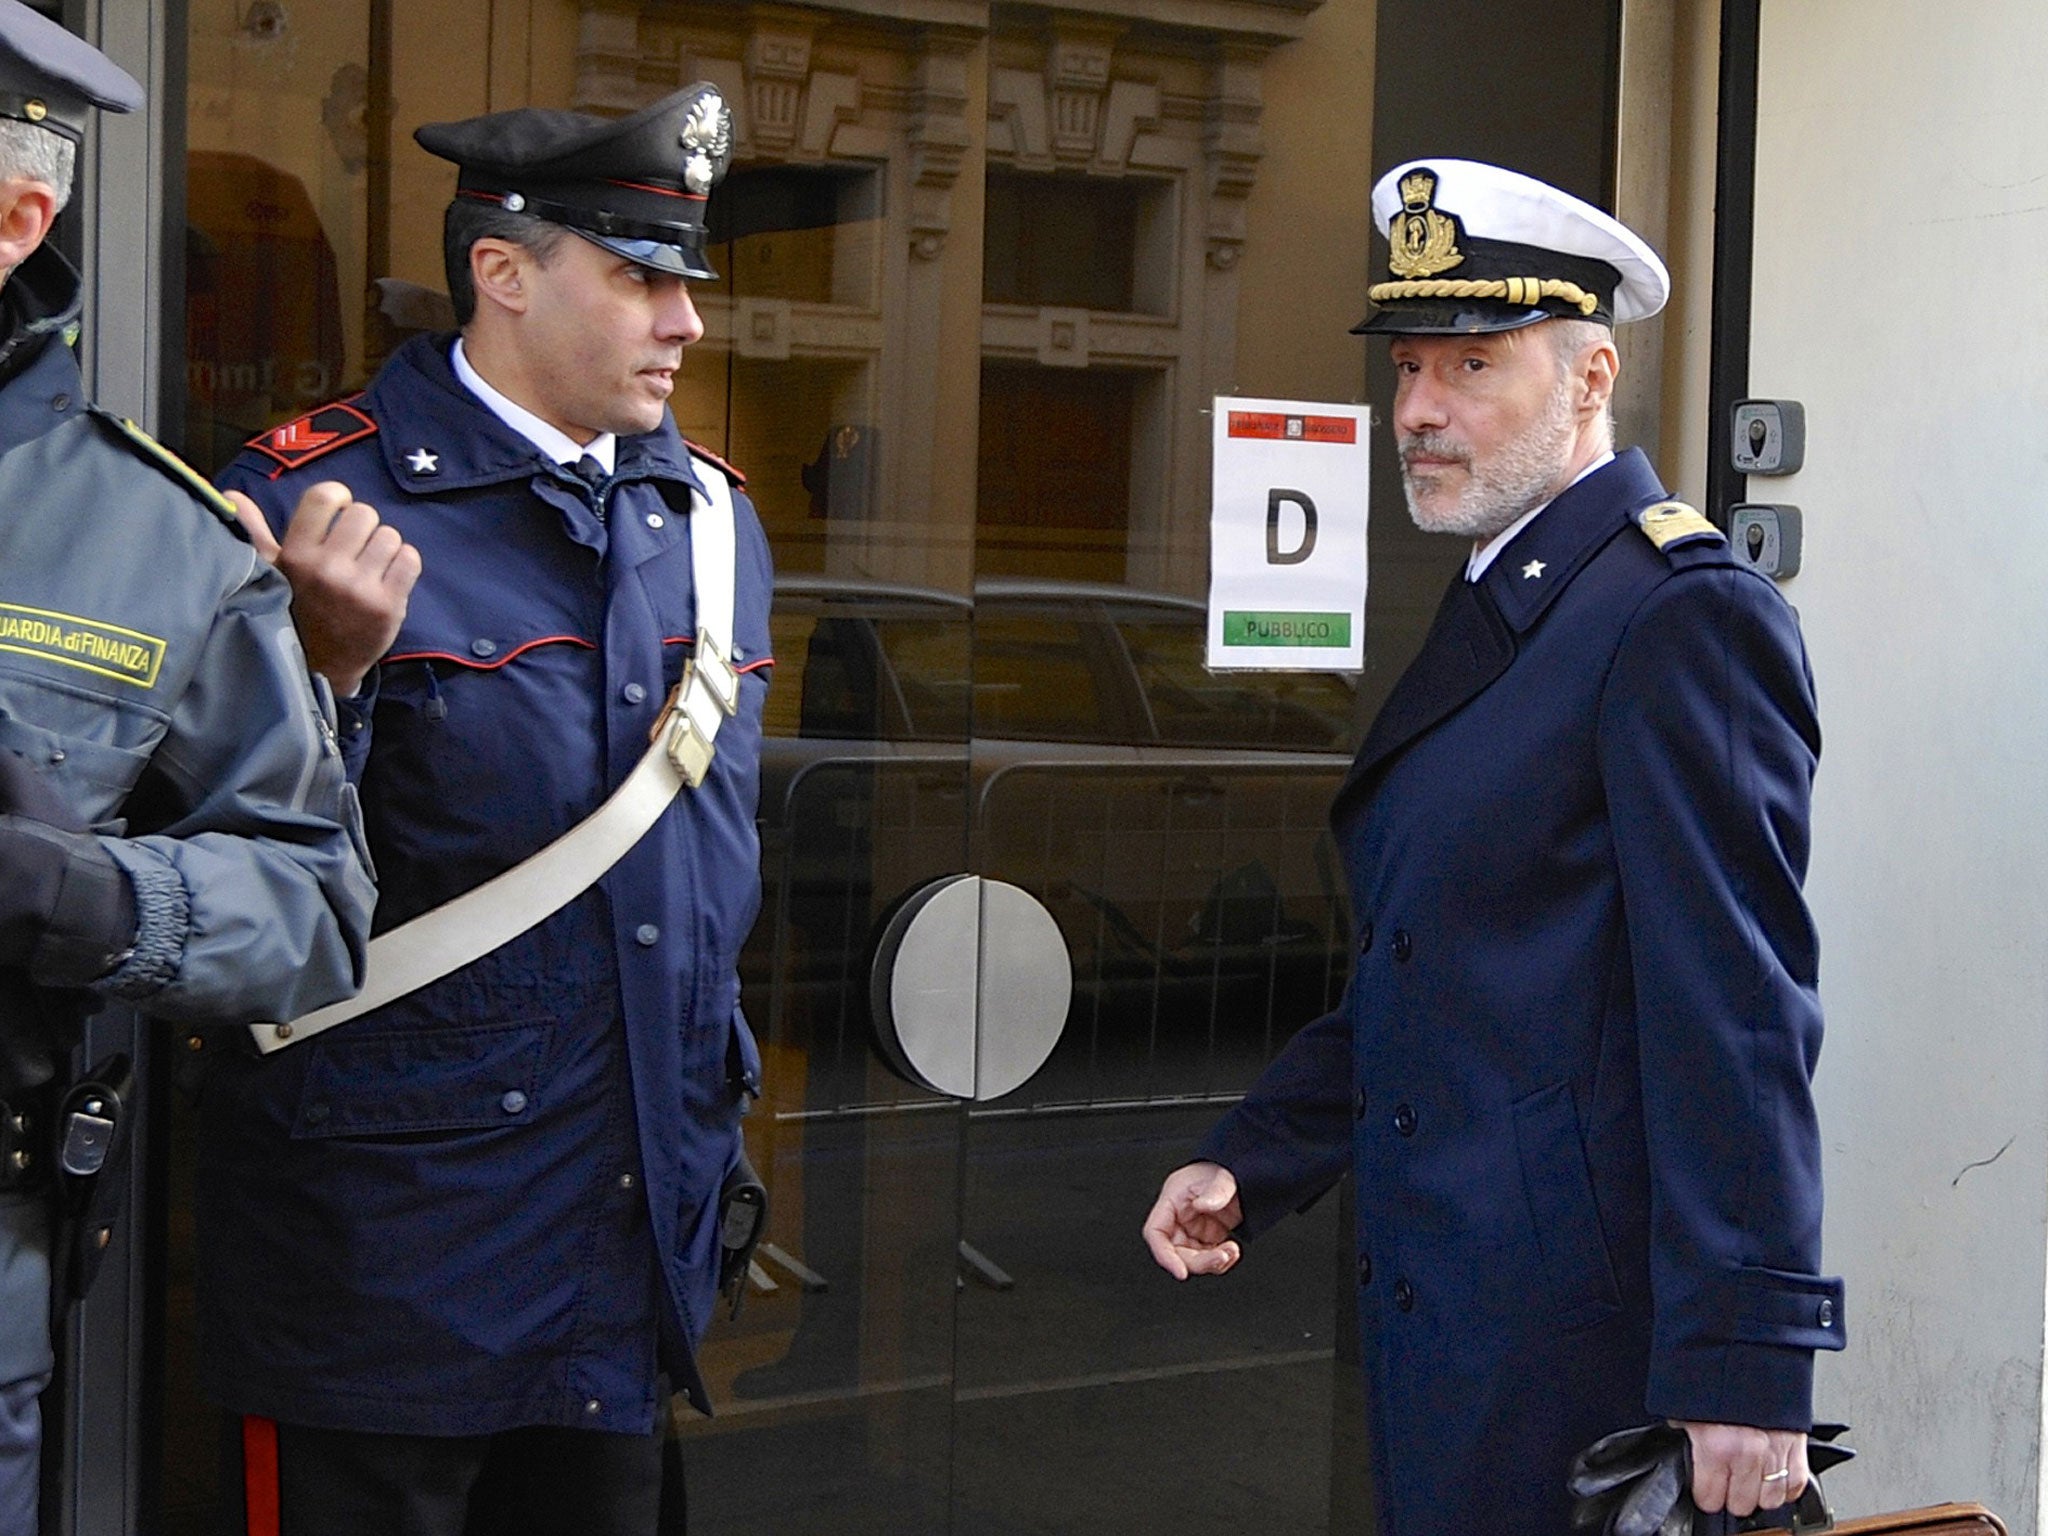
left=1196, top=450, right=1843, bottom=1536
left=194, top=333, right=773, bottom=1435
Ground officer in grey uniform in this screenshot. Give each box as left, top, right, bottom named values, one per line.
left=0, top=6, right=374, bottom=1530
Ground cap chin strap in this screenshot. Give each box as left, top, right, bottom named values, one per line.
left=249, top=459, right=740, bottom=1055
left=1368, top=275, right=1602, bottom=317
left=0, top=91, right=81, bottom=142
left=458, top=187, right=708, bottom=256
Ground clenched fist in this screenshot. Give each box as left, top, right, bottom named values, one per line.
left=227, top=481, right=421, bottom=697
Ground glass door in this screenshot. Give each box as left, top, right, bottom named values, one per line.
left=671, top=47, right=977, bottom=1520
left=949, top=16, right=1374, bottom=1529
left=678, top=7, right=1383, bottom=1532
left=163, top=3, right=1391, bottom=1532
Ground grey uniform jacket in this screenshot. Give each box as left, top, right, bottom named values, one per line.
left=0, top=246, right=372, bottom=1404
left=0, top=245, right=374, bottom=1095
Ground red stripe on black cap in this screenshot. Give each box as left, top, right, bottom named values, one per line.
left=605, top=177, right=706, bottom=202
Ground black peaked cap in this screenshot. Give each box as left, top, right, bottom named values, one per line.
left=416, top=82, right=735, bottom=282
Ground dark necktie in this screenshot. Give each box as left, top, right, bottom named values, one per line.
left=570, top=454, right=609, bottom=521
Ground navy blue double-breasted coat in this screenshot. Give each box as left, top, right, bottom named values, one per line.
left=1197, top=450, right=1844, bottom=1535
left=194, top=333, right=773, bottom=1436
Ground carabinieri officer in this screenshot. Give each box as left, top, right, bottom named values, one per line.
left=195, top=84, right=774, bottom=1536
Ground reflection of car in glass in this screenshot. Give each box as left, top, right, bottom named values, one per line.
left=765, top=575, right=1359, bottom=755
left=746, top=577, right=1359, bottom=1115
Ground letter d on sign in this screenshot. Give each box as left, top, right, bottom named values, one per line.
left=1266, top=489, right=1317, bottom=565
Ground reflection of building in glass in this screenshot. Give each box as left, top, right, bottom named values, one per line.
left=183, top=152, right=344, bottom=470
left=152, top=6, right=1377, bottom=1535
left=570, top=2, right=1328, bottom=594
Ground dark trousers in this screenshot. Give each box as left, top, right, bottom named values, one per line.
left=226, top=1415, right=687, bottom=1536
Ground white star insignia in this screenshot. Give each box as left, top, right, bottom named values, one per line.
left=1521, top=559, right=1546, bottom=580
left=406, top=448, right=440, bottom=475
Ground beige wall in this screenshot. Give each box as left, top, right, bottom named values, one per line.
left=1231, top=2, right=1377, bottom=408
left=1620, top=9, right=2048, bottom=1525
left=1651, top=0, right=1719, bottom=510
left=1748, top=3, right=2048, bottom=1527
left=1616, top=0, right=1718, bottom=508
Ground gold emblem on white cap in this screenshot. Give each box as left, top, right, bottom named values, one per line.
left=678, top=91, right=733, bottom=196
left=1387, top=170, right=1465, bottom=280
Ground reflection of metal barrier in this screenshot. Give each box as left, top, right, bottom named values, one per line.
left=750, top=751, right=968, bottom=1124
left=744, top=750, right=1351, bottom=1126
left=976, top=759, right=1350, bottom=1110
left=725, top=749, right=1351, bottom=1391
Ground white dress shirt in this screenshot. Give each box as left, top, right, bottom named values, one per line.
left=451, top=338, right=618, bottom=474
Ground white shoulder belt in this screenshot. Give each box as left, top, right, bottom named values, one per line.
left=250, top=464, right=741, bottom=1055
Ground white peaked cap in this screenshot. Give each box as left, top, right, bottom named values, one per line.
left=1367, top=158, right=1670, bottom=326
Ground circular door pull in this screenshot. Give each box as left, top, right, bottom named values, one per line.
left=869, top=875, right=1072, bottom=1101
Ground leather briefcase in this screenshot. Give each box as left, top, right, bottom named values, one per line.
left=1826, top=1506, right=2007, bottom=1535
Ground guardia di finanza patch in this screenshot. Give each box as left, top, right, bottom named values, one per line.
left=0, top=602, right=166, bottom=687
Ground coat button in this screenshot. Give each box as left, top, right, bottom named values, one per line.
left=645, top=513, right=665, bottom=529
left=1391, top=929, right=1413, bottom=962
left=635, top=923, right=660, bottom=946
left=1392, top=1104, right=1417, bottom=1137
left=1357, top=922, right=1373, bottom=955
left=500, top=1090, right=528, bottom=1115
left=618, top=1172, right=637, bottom=1191
left=1352, top=1088, right=1365, bottom=1120
left=1393, top=1279, right=1415, bottom=1312
left=302, top=1102, right=329, bottom=1126
left=470, top=638, right=498, bottom=659
left=1356, top=1253, right=1372, bottom=1286
left=1817, top=1299, right=1834, bottom=1328
left=584, top=1398, right=603, bottom=1415
left=622, top=682, right=647, bottom=705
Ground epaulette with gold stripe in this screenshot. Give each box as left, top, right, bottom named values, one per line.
left=684, top=438, right=747, bottom=488
left=1634, top=500, right=1723, bottom=557
left=88, top=407, right=238, bottom=527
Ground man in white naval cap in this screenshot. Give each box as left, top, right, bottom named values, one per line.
left=1146, top=160, right=1841, bottom=1534
left=0, top=1, right=375, bottom=1530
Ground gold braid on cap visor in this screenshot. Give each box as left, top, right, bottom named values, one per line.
left=1367, top=275, right=1601, bottom=316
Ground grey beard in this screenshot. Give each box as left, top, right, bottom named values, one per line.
left=1399, top=381, right=1580, bottom=540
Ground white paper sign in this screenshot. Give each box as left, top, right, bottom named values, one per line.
left=1207, top=396, right=1369, bottom=671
